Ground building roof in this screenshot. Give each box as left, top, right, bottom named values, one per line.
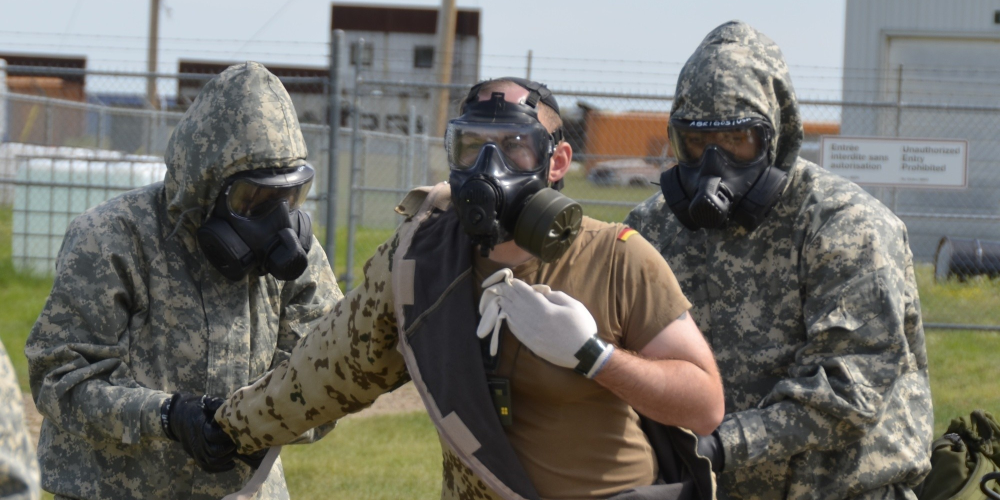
left=177, top=61, right=327, bottom=94
left=331, top=4, right=480, bottom=37
left=0, top=53, right=86, bottom=84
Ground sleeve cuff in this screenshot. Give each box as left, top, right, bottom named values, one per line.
left=718, top=410, right=768, bottom=469
left=126, top=392, right=172, bottom=443
left=215, top=400, right=261, bottom=454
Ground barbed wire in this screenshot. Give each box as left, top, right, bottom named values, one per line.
left=6, top=33, right=1000, bottom=79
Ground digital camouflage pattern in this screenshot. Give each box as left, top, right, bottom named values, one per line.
left=625, top=21, right=933, bottom=500
left=25, top=62, right=340, bottom=500
left=0, top=340, right=39, bottom=500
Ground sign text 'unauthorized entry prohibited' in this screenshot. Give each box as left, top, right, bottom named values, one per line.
left=819, top=136, right=967, bottom=188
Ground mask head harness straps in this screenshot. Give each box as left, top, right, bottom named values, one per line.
left=462, top=78, right=564, bottom=144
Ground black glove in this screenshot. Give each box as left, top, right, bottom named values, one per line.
left=697, top=429, right=725, bottom=473
left=161, top=393, right=238, bottom=473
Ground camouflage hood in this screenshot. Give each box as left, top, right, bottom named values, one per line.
left=163, top=61, right=308, bottom=229
left=671, top=21, right=803, bottom=171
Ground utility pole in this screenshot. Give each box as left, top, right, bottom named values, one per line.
left=433, top=0, right=457, bottom=137
left=526, top=50, right=533, bottom=80
left=147, top=0, right=160, bottom=110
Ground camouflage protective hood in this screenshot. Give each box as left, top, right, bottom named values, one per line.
left=163, top=61, right=307, bottom=228
left=671, top=21, right=803, bottom=172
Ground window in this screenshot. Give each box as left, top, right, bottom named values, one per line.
left=350, top=42, right=373, bottom=67
left=413, top=46, right=434, bottom=69
left=386, top=114, right=425, bottom=134
left=360, top=113, right=379, bottom=131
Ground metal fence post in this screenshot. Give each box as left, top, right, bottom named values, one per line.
left=405, top=105, right=417, bottom=190
left=0, top=59, right=7, bottom=143
left=97, top=107, right=107, bottom=149
left=360, top=133, right=369, bottom=223
left=325, top=29, right=345, bottom=272
left=892, top=64, right=903, bottom=211
left=45, top=100, right=53, bottom=146
left=421, top=135, right=430, bottom=185
left=344, top=38, right=364, bottom=290
left=145, top=113, right=154, bottom=155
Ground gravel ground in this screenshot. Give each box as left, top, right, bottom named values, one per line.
left=21, top=381, right=427, bottom=447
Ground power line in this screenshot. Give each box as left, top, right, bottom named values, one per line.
left=229, top=0, right=297, bottom=58
left=0, top=29, right=328, bottom=45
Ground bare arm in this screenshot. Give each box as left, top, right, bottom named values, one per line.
left=593, top=311, right=724, bottom=436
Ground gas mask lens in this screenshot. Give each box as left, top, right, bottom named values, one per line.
left=446, top=121, right=553, bottom=172
left=671, top=119, right=771, bottom=166
left=226, top=164, right=315, bottom=219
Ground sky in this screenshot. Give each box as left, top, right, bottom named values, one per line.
left=0, top=0, right=848, bottom=101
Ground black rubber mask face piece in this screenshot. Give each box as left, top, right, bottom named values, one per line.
left=197, top=166, right=315, bottom=281
left=660, top=118, right=788, bottom=231
left=447, top=92, right=582, bottom=262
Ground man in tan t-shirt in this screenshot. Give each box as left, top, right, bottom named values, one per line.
left=470, top=216, right=704, bottom=498
left=214, top=78, right=723, bottom=500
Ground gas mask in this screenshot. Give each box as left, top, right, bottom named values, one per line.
left=660, top=117, right=788, bottom=231
left=446, top=87, right=582, bottom=262
left=197, top=164, right=315, bottom=281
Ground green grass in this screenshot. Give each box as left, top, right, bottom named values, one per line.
left=562, top=168, right=659, bottom=223
left=915, top=264, right=1000, bottom=325
left=282, top=413, right=442, bottom=499
left=2, top=203, right=1000, bottom=496
left=926, top=330, right=1000, bottom=434
left=0, top=206, right=53, bottom=394
left=913, top=263, right=1000, bottom=434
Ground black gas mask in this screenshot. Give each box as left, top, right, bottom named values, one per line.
left=197, top=164, right=315, bottom=281
left=660, top=117, right=788, bottom=231
left=446, top=84, right=582, bottom=262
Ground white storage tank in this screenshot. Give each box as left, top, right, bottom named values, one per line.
left=12, top=153, right=165, bottom=275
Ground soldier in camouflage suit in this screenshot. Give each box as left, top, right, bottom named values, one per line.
left=25, top=62, right=340, bottom=500
left=0, top=339, right=39, bottom=500
left=625, top=21, right=933, bottom=500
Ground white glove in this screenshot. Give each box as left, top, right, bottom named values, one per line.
left=477, top=269, right=615, bottom=378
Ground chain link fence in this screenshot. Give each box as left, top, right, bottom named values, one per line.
left=1, top=62, right=998, bottom=329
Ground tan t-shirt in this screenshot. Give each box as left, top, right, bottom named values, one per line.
left=464, top=216, right=692, bottom=500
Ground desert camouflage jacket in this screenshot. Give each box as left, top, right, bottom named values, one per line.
left=625, top=21, right=933, bottom=500
left=0, top=340, right=39, bottom=500
left=25, top=62, right=340, bottom=500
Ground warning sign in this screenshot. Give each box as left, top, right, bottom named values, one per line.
left=819, top=136, right=967, bottom=188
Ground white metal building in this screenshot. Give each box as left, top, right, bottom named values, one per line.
left=842, top=0, right=1000, bottom=261
left=333, top=3, right=481, bottom=134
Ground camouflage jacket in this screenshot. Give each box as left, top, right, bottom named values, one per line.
left=25, top=62, right=340, bottom=500
left=0, top=340, right=40, bottom=500
left=625, top=22, right=932, bottom=500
